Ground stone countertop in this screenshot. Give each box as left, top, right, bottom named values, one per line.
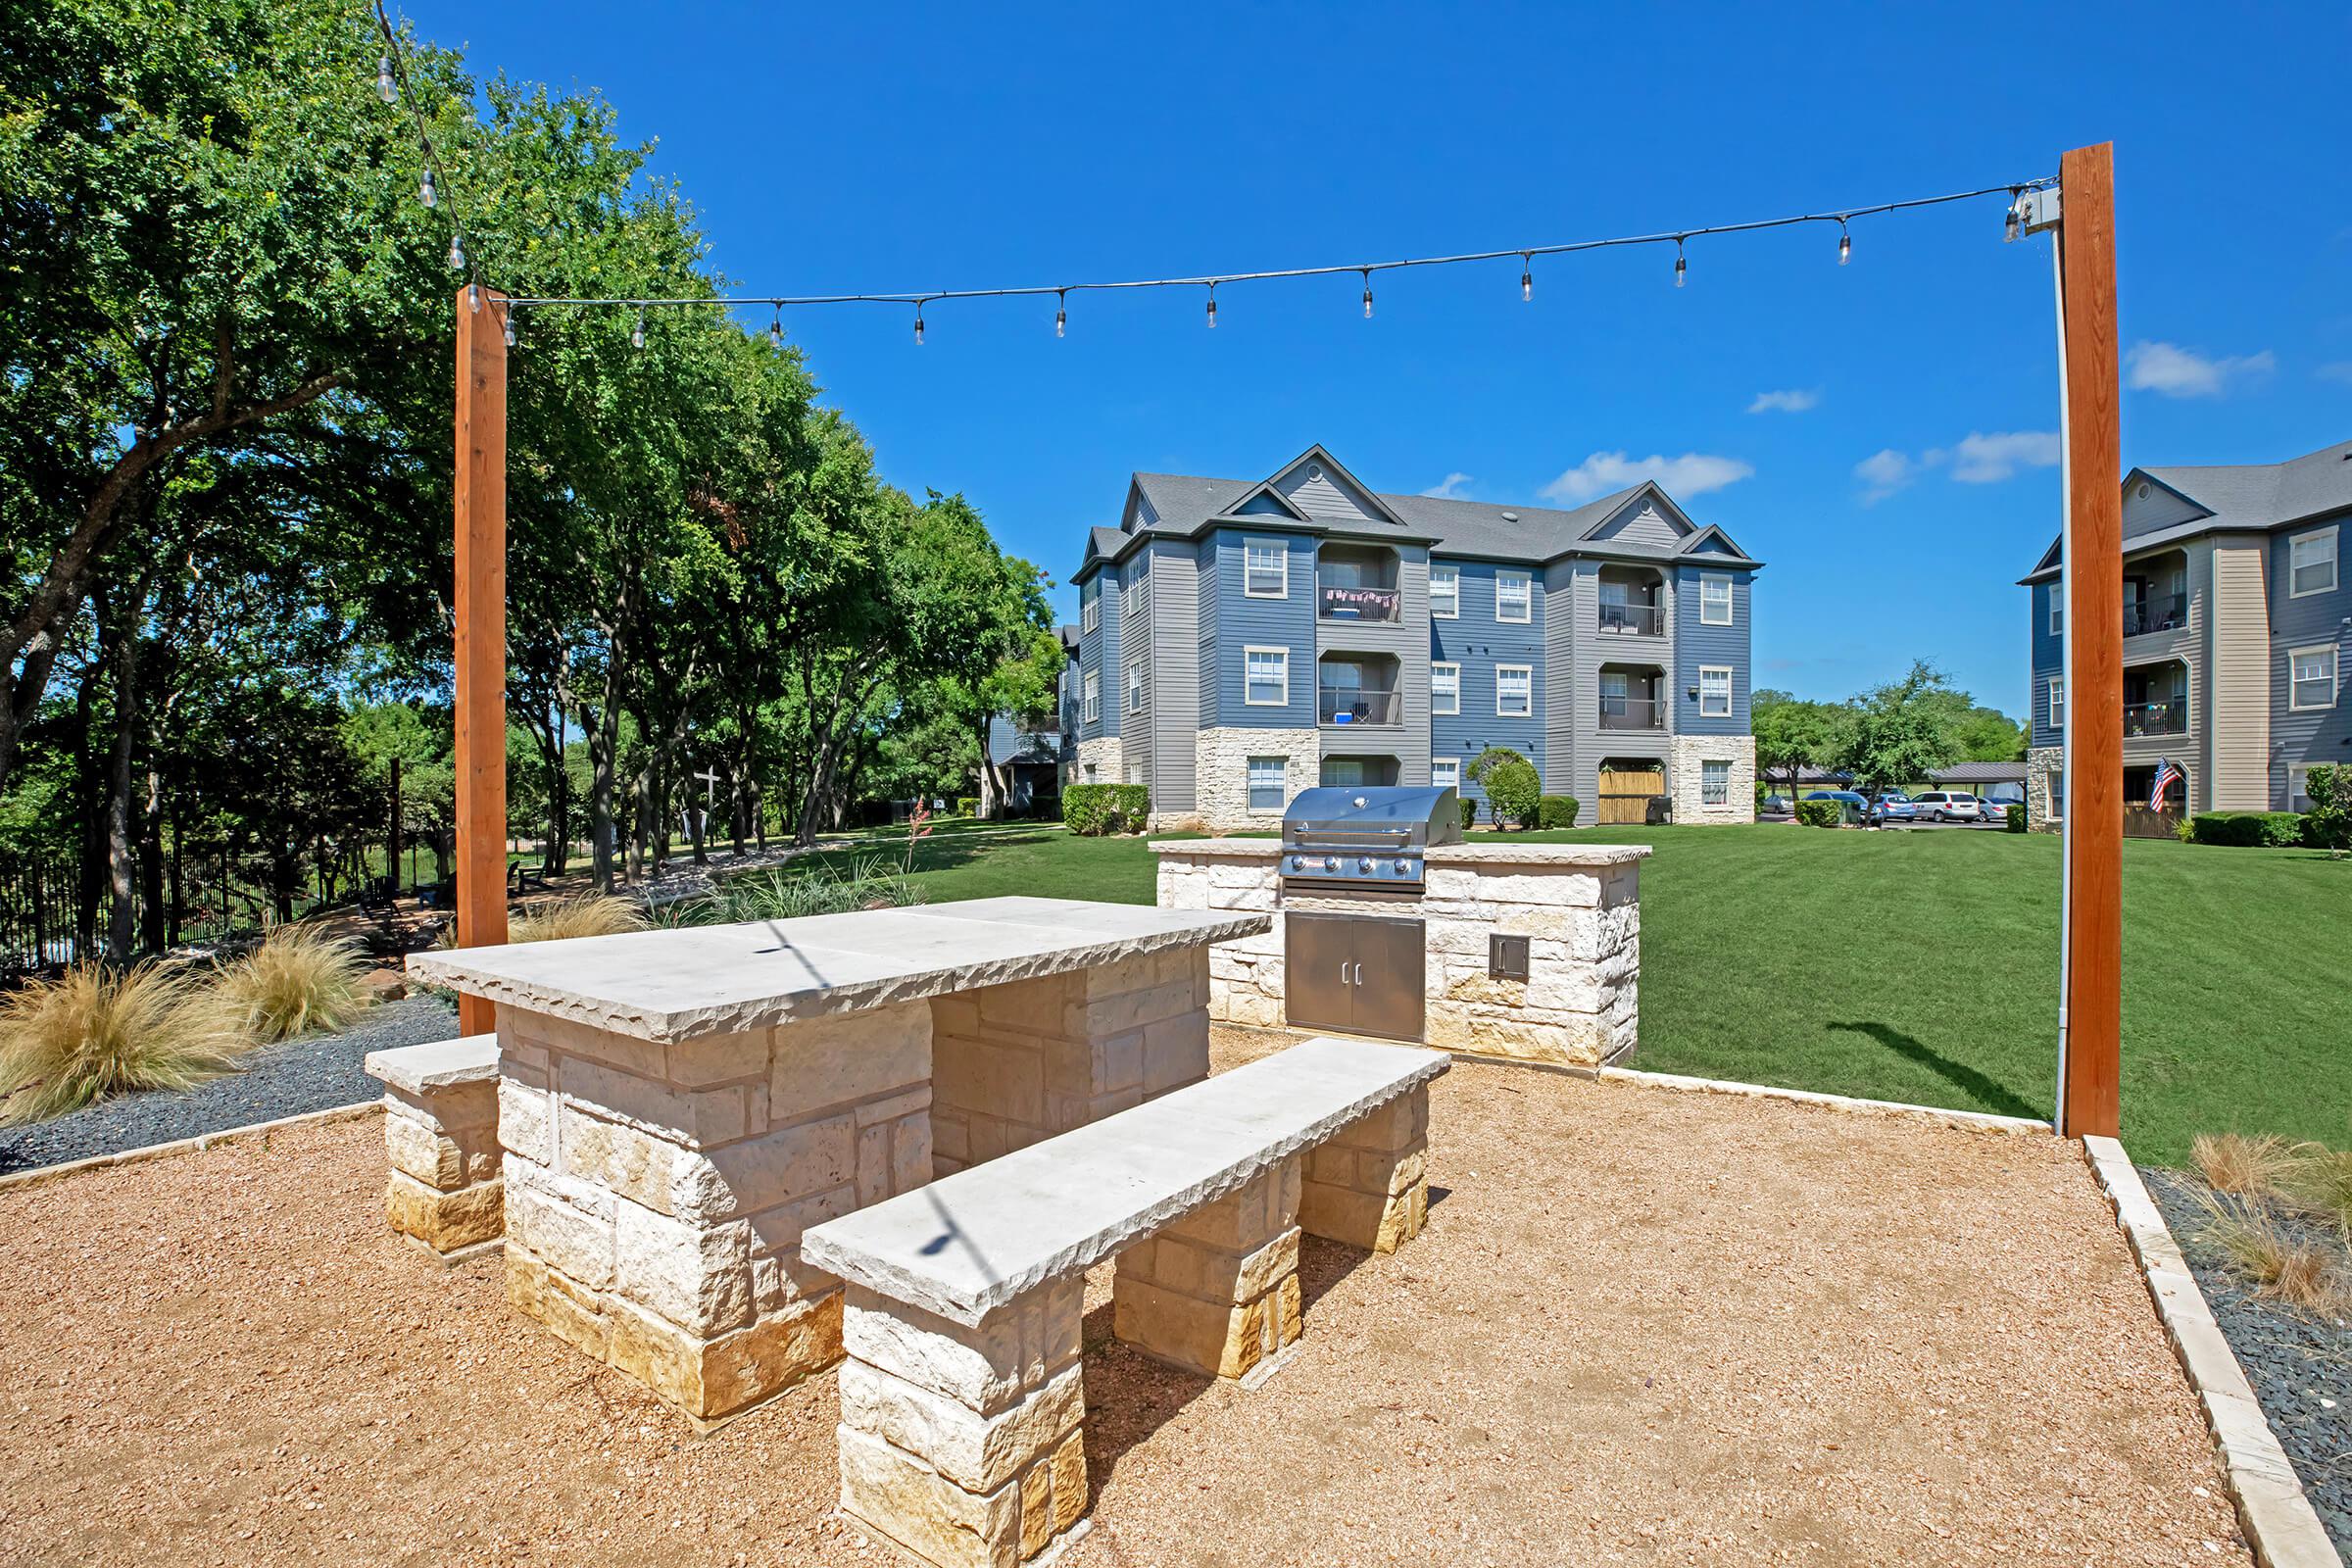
left=406, top=896, right=1269, bottom=1043
left=1151, top=838, right=1652, bottom=865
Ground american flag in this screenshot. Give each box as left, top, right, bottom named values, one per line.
left=2151, top=757, right=2181, bottom=810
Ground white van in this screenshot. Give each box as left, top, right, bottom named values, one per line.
left=1911, top=790, right=1983, bottom=822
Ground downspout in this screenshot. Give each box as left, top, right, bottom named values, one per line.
left=2050, top=230, right=2074, bottom=1132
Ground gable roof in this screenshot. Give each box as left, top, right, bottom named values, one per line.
left=2021, top=436, right=2352, bottom=583
left=1077, top=455, right=1762, bottom=580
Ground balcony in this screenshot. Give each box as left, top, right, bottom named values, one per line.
left=1319, top=686, right=1402, bottom=726
left=1319, top=583, right=1401, bottom=622
left=1598, top=601, right=1665, bottom=637
left=1597, top=566, right=1666, bottom=638
left=2124, top=699, right=2188, bottom=737
left=1317, top=544, right=1400, bottom=622
left=1599, top=696, right=1665, bottom=731
left=2122, top=592, right=2187, bottom=639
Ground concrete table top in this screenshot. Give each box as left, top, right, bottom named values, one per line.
left=406, top=896, right=1270, bottom=1043
left=803, top=1036, right=1449, bottom=1325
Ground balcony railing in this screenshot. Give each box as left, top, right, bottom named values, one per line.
left=1318, top=686, right=1402, bottom=726
left=2124, top=699, right=2188, bottom=737
left=1318, top=583, right=1400, bottom=621
left=2123, top=593, right=2187, bottom=639
left=1598, top=601, right=1665, bottom=636
left=1599, top=696, right=1665, bottom=731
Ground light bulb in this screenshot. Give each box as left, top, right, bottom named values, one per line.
left=631, top=311, right=645, bottom=350
left=1521, top=262, right=1533, bottom=302
left=1673, top=246, right=1687, bottom=288
left=1838, top=225, right=1851, bottom=266
left=914, top=308, right=925, bottom=345
left=2004, top=205, right=2021, bottom=243
left=1205, top=288, right=1216, bottom=328
left=502, top=311, right=516, bottom=348
left=1361, top=271, right=1373, bottom=318
left=446, top=232, right=464, bottom=272
left=418, top=168, right=435, bottom=209
left=377, top=56, right=397, bottom=104
left=768, top=312, right=782, bottom=349
left=1055, top=292, right=1066, bottom=338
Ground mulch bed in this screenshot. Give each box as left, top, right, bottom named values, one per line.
left=2142, top=1165, right=2352, bottom=1559
left=0, top=994, right=457, bottom=1176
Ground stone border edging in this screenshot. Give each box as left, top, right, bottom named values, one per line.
left=0, top=1099, right=383, bottom=1195
left=1594, top=1064, right=2052, bottom=1135
left=2081, top=1136, right=2338, bottom=1568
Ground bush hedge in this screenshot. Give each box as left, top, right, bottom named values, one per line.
left=2190, top=810, right=2307, bottom=848
left=1062, top=783, right=1150, bottom=836
left=1459, top=797, right=1479, bottom=831
left=954, top=796, right=981, bottom=818
left=2006, top=804, right=2026, bottom=833
left=1537, top=795, right=1581, bottom=829
left=1794, top=799, right=1843, bottom=829
left=1483, top=760, right=1542, bottom=830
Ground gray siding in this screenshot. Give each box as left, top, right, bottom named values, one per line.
left=1150, top=543, right=1200, bottom=810
left=2269, top=515, right=2349, bottom=808
left=1076, top=568, right=1121, bottom=743
left=1314, top=543, right=1428, bottom=786
left=1119, top=555, right=1152, bottom=784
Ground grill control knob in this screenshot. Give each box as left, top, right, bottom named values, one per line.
left=1289, top=856, right=1302, bottom=871
left=1395, top=858, right=1410, bottom=874
left=1357, top=857, right=1373, bottom=873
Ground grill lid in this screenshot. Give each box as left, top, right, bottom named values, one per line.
left=1282, top=785, right=1463, bottom=848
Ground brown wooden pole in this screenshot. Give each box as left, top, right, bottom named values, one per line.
left=454, top=284, right=510, bottom=1034
left=2057, top=144, right=2122, bottom=1139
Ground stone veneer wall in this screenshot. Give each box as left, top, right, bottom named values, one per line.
left=1071, top=736, right=1123, bottom=789
left=2026, top=746, right=2062, bottom=833
left=1155, top=842, right=1644, bottom=1068
left=1667, top=734, right=1756, bottom=824
left=1189, top=725, right=1319, bottom=833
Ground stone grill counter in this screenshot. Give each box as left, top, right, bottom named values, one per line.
left=1153, top=839, right=1648, bottom=1068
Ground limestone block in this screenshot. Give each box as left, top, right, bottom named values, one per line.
left=1161, top=1159, right=1298, bottom=1252
left=607, top=1291, right=843, bottom=1423
left=384, top=1105, right=499, bottom=1190
left=1111, top=1277, right=1284, bottom=1380
left=1140, top=1011, right=1209, bottom=1095
left=1334, top=1092, right=1426, bottom=1152
left=557, top=1055, right=757, bottom=1148
left=560, top=1104, right=682, bottom=1216
left=503, top=1163, right=616, bottom=1290
left=669, top=1110, right=858, bottom=1224
left=612, top=1200, right=754, bottom=1337
left=838, top=1358, right=1084, bottom=1494
left=858, top=1085, right=934, bottom=1128
left=1298, top=1179, right=1425, bottom=1255
left=748, top=1182, right=858, bottom=1309
left=890, top=1115, right=933, bottom=1194
left=504, top=1007, right=668, bottom=1079
left=1048, top=1426, right=1086, bottom=1537
left=385, top=1169, right=504, bottom=1252
left=838, top=1423, right=1022, bottom=1568
left=843, top=1282, right=1082, bottom=1418
left=499, top=1078, right=555, bottom=1167
left=933, top=1039, right=1046, bottom=1131
left=770, top=1000, right=933, bottom=1114
left=933, top=1113, right=971, bottom=1165
left=507, top=1244, right=607, bottom=1358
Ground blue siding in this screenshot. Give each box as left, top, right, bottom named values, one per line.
left=1205, top=528, right=1315, bottom=728
left=1075, top=564, right=1121, bottom=741
left=2270, top=521, right=2349, bottom=807
left=2029, top=580, right=2064, bottom=749
left=1429, top=560, right=1544, bottom=802
left=1672, top=566, right=1752, bottom=735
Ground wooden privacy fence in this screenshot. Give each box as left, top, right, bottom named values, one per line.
left=1597, top=766, right=1665, bottom=825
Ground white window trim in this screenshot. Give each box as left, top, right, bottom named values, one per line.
left=1430, top=563, right=1460, bottom=619
left=2287, top=764, right=2315, bottom=813
left=1699, top=571, right=1734, bottom=626
left=1242, top=537, right=1289, bottom=599
left=2048, top=675, right=2065, bottom=729
left=1082, top=670, right=1100, bottom=723
left=1431, top=758, right=1461, bottom=790
left=1698, top=664, right=1734, bottom=718
left=1124, top=662, right=1143, bottom=714
left=1243, top=645, right=1290, bottom=707
left=2048, top=590, right=2062, bottom=636
left=2288, top=525, right=2338, bottom=599
left=1431, top=661, right=1460, bottom=716
left=1494, top=662, right=1533, bottom=717
left=2045, top=770, right=2065, bottom=822
left=1700, top=758, right=1731, bottom=806
left=1246, top=755, right=1287, bottom=814
left=1494, top=568, right=1533, bottom=624
left=1081, top=584, right=1100, bottom=634
left=2287, top=643, right=2338, bottom=711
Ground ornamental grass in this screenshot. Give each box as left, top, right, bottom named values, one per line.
left=216, top=921, right=376, bottom=1043
left=2195, top=1193, right=2349, bottom=1315
left=0, top=963, right=254, bottom=1125
left=508, top=893, right=649, bottom=943
left=2189, top=1131, right=2295, bottom=1200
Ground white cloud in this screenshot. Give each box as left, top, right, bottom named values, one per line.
left=1944, top=430, right=2062, bottom=483
left=2125, top=340, right=2276, bottom=398
left=2318, top=361, right=2352, bottom=386
left=1746, top=387, right=1820, bottom=415
left=1853, top=448, right=1917, bottom=505
left=1541, top=451, right=1754, bottom=504
left=1420, top=471, right=1474, bottom=499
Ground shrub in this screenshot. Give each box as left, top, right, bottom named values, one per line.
left=954, top=796, right=981, bottom=818
left=2301, top=763, right=2350, bottom=855
left=1482, top=760, right=1542, bottom=830
left=2192, top=1132, right=2294, bottom=1199
left=215, top=922, right=375, bottom=1043
left=1061, top=783, right=1149, bottom=836
left=2190, top=812, right=2264, bottom=847
left=1793, top=799, right=1842, bottom=829
left=2174, top=815, right=2196, bottom=844
left=2196, top=1193, right=2348, bottom=1313
left=2258, top=811, right=2306, bottom=847
left=509, top=894, right=649, bottom=945
left=2005, top=803, right=2027, bottom=833
left=1536, top=795, right=1581, bottom=829
left=1465, top=746, right=1529, bottom=784
left=698, top=855, right=927, bottom=921
left=1458, top=797, right=1479, bottom=831
left=2283, top=1143, right=2352, bottom=1241
left=0, top=963, right=254, bottom=1124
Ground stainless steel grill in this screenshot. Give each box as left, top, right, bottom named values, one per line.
left=1278, top=785, right=1462, bottom=894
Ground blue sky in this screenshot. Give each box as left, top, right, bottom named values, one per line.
left=409, top=1, right=2352, bottom=714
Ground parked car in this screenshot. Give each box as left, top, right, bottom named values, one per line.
left=1760, top=794, right=1792, bottom=815
left=1869, top=791, right=1917, bottom=823
left=1912, top=790, right=1983, bottom=822
left=1803, top=789, right=1870, bottom=825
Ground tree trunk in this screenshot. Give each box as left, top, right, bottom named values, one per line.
left=139, top=763, right=166, bottom=954
left=97, top=587, right=139, bottom=965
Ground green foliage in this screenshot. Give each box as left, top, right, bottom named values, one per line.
left=681, top=856, right=926, bottom=922
left=1537, top=795, right=1581, bottom=829
left=1749, top=689, right=1846, bottom=799
left=2006, top=803, right=2027, bottom=833
left=1835, top=662, right=1961, bottom=794
left=1061, top=784, right=1148, bottom=836
left=954, top=797, right=981, bottom=818
left=2192, top=811, right=2308, bottom=848
left=1459, top=798, right=1479, bottom=831
left=1466, top=747, right=1529, bottom=784
left=1483, top=760, right=1542, bottom=830
left=2303, top=764, right=2351, bottom=856
left=1794, top=799, right=1844, bottom=828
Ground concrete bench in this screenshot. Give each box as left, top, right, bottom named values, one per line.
left=803, top=1036, right=1447, bottom=1568
left=362, top=1035, right=504, bottom=1258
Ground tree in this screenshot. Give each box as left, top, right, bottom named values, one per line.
left=1837, top=662, right=1962, bottom=794
left=2302, top=763, right=2350, bottom=858
left=1749, top=689, right=1846, bottom=802
left=967, top=624, right=1065, bottom=816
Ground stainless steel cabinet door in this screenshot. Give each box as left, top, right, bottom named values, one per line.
left=1350, top=916, right=1426, bottom=1044
left=1284, top=911, right=1358, bottom=1033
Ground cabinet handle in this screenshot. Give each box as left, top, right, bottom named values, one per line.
left=1352, top=962, right=1364, bottom=985
left=1340, top=961, right=1351, bottom=986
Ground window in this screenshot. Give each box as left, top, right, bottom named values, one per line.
left=1495, top=568, right=1532, bottom=623
left=1082, top=762, right=1098, bottom=782
left=1495, top=663, right=1532, bottom=717
left=1431, top=758, right=1460, bottom=791
left=2048, top=676, right=2065, bottom=729
left=2289, top=644, right=2337, bottom=711
left=1124, top=662, right=1143, bottom=714
left=1699, top=572, right=1733, bottom=626
left=1244, top=646, right=1289, bottom=707
left=1081, top=581, right=1100, bottom=634
left=1698, top=665, right=1733, bottom=718
left=2048, top=589, right=2062, bottom=636
left=1247, top=756, right=1286, bottom=812
left=2289, top=527, right=2337, bottom=598
left=1125, top=760, right=1144, bottom=786
left=1244, top=538, right=1288, bottom=598
left=1431, top=662, right=1460, bottom=716
left=2046, top=769, right=2065, bottom=821
left=1430, top=563, right=1460, bottom=619
left=2288, top=765, right=2315, bottom=813
left=1701, top=759, right=1731, bottom=806
left=1082, top=670, right=1100, bottom=723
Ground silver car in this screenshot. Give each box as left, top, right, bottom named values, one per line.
left=1912, top=790, right=1983, bottom=822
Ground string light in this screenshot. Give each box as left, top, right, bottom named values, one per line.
left=377, top=55, right=397, bottom=104
left=1838, top=220, right=1851, bottom=266
left=913, top=303, right=925, bottom=345
left=446, top=230, right=465, bottom=272
left=1205, top=283, right=1217, bottom=328
left=418, top=167, right=436, bottom=210
left=2004, top=186, right=2023, bottom=243
left=1520, top=254, right=1533, bottom=302
left=1360, top=269, right=1373, bottom=318
left=768, top=308, right=782, bottom=348
left=1054, top=289, right=1066, bottom=338
left=503, top=306, right=516, bottom=348
left=631, top=310, right=645, bottom=350
left=1673, top=238, right=1687, bottom=288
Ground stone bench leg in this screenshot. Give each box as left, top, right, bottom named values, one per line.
left=382, top=1077, right=504, bottom=1257
left=1111, top=1155, right=1303, bottom=1381
left=1299, top=1085, right=1430, bottom=1255
left=837, top=1281, right=1088, bottom=1568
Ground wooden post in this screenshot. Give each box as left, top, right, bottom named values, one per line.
left=2057, top=144, right=2122, bottom=1139
left=454, top=284, right=510, bottom=1034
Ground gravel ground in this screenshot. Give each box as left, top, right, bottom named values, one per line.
left=2142, top=1165, right=2352, bottom=1560
left=0, top=995, right=456, bottom=1176
left=0, top=1029, right=2247, bottom=1566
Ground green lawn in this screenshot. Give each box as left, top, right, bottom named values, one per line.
left=801, top=820, right=2348, bottom=1165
